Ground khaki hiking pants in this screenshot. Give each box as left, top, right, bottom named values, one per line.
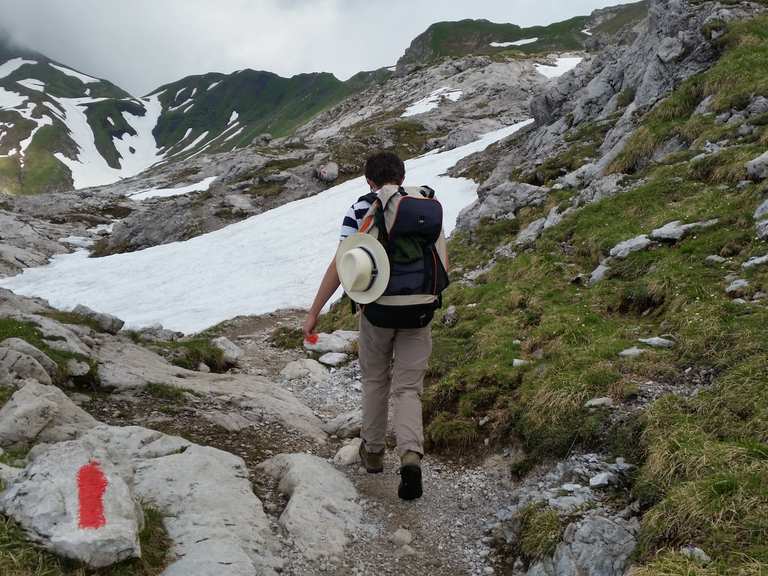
left=358, top=314, right=432, bottom=457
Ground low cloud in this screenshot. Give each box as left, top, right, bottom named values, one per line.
left=1, top=0, right=622, bottom=95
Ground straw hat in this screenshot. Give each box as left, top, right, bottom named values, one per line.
left=336, top=234, right=390, bottom=304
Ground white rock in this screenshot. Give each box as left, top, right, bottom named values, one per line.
left=742, top=254, right=768, bottom=269
left=704, top=255, right=725, bottom=265
left=203, top=410, right=253, bottom=432
left=609, top=235, right=653, bottom=259
left=197, top=362, right=211, bottom=373
left=638, top=337, right=675, bottom=349
left=585, top=397, right=614, bottom=408
left=618, top=347, right=645, bottom=358
left=726, top=279, right=750, bottom=297
left=281, top=358, right=329, bottom=384
left=681, top=545, right=712, bottom=565
left=322, top=409, right=362, bottom=438
left=318, top=352, right=349, bottom=367
left=303, top=331, right=358, bottom=354
left=0, top=381, right=97, bottom=448
left=67, top=358, right=92, bottom=377
left=755, top=199, right=768, bottom=221
left=747, top=150, right=768, bottom=181
left=258, top=453, right=362, bottom=560
left=0, top=346, right=52, bottom=385
left=391, top=528, right=413, bottom=547
left=1, top=439, right=142, bottom=568
left=72, top=304, right=125, bottom=335
left=589, top=472, right=616, bottom=488
left=513, top=359, right=530, bottom=367
left=0, top=338, right=58, bottom=378
left=649, top=219, right=718, bottom=242
left=443, top=305, right=458, bottom=327
left=516, top=218, right=546, bottom=246
left=588, top=262, right=611, bottom=285
left=334, top=438, right=362, bottom=466
left=212, top=336, right=242, bottom=366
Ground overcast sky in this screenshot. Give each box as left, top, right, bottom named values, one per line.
left=2, top=0, right=624, bottom=95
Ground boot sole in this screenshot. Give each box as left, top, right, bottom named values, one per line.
left=398, top=464, right=423, bottom=500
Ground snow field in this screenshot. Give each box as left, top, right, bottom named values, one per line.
left=1, top=121, right=534, bottom=333
left=402, top=87, right=463, bottom=118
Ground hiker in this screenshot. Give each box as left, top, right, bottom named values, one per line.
left=303, top=151, right=449, bottom=500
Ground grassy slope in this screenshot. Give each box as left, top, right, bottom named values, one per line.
left=323, top=13, right=768, bottom=573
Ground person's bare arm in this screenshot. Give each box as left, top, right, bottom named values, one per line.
left=303, top=256, right=341, bottom=338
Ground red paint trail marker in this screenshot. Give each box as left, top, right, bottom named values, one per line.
left=77, top=460, right=108, bottom=530
left=306, top=334, right=319, bottom=345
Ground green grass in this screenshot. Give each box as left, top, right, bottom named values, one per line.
left=145, top=383, right=187, bottom=403
left=0, top=507, right=170, bottom=575
left=591, top=1, right=649, bottom=36
left=518, top=504, right=565, bottom=561
left=269, top=326, right=304, bottom=350
left=151, top=339, right=226, bottom=373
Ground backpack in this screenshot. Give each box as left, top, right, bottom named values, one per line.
left=355, top=184, right=450, bottom=329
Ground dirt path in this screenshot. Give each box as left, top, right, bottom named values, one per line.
left=85, top=310, right=507, bottom=576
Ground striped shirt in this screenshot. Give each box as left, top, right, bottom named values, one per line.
left=340, top=195, right=374, bottom=240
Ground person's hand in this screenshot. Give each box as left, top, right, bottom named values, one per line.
left=303, top=310, right=318, bottom=340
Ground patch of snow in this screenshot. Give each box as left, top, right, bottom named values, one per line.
left=128, top=176, right=218, bottom=201
left=535, top=56, right=584, bottom=79
left=223, top=126, right=244, bottom=142
left=169, top=99, right=193, bottom=113
left=207, top=81, right=221, bottom=91
left=190, top=87, right=197, bottom=98
left=49, top=63, right=100, bottom=84
left=18, top=112, right=53, bottom=166
left=490, top=38, right=538, bottom=47
left=0, top=87, right=27, bottom=110
left=181, top=128, right=193, bottom=141
left=582, top=28, right=593, bottom=36
left=16, top=79, right=45, bottom=92
left=386, top=66, right=397, bottom=72
left=0, top=58, right=36, bottom=80
left=173, top=87, right=186, bottom=101
left=1, top=120, right=533, bottom=333
left=401, top=87, right=463, bottom=118
left=172, top=131, right=209, bottom=156
left=60, top=236, right=93, bottom=248
left=88, top=223, right=115, bottom=234
left=106, top=116, right=115, bottom=126
left=52, top=94, right=163, bottom=189
left=228, top=111, right=239, bottom=125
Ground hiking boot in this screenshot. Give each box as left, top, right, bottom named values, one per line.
left=398, top=451, right=423, bottom=501
left=359, top=441, right=384, bottom=473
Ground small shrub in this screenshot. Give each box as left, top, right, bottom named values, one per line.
left=146, top=383, right=187, bottom=403
left=519, top=504, right=565, bottom=561
left=269, top=326, right=304, bottom=350
left=425, top=413, right=480, bottom=451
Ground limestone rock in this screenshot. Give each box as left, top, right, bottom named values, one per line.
left=258, top=453, right=362, bottom=560
left=757, top=220, right=768, bottom=241
left=585, top=397, right=614, bottom=409
left=680, top=546, right=712, bottom=565
left=649, top=219, right=718, bottom=242
left=66, top=358, right=92, bottom=378
left=747, top=151, right=768, bottom=181
left=516, top=218, right=546, bottom=246
left=638, top=337, right=675, bottom=349
left=212, top=336, right=242, bottom=366
left=0, top=381, right=97, bottom=448
left=322, top=409, right=362, bottom=439
left=755, top=199, right=768, bottom=221
left=1, top=440, right=143, bottom=568
left=316, top=162, right=339, bottom=183
left=457, top=181, right=548, bottom=231
left=704, top=255, right=726, bottom=266
left=281, top=359, right=329, bottom=384
left=14, top=313, right=91, bottom=357
left=334, top=438, right=362, bottom=466
left=318, top=352, right=349, bottom=367
left=726, top=279, right=750, bottom=297
left=743, top=254, right=768, bottom=270
left=0, top=347, right=52, bottom=386
left=589, top=472, right=616, bottom=488
left=443, top=305, right=458, bottom=327
left=618, top=347, right=645, bottom=358
left=303, top=331, right=358, bottom=354
left=72, top=304, right=125, bottom=335
left=0, top=338, right=58, bottom=378
left=609, top=235, right=653, bottom=259
left=391, top=528, right=413, bottom=547
left=588, top=263, right=611, bottom=286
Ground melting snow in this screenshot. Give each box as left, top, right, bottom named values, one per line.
left=128, top=176, right=218, bottom=201
left=0, top=58, right=36, bottom=80
left=223, top=126, right=244, bottom=142
left=49, top=63, right=100, bottom=84
left=173, top=131, right=209, bottom=156
left=582, top=28, right=593, bottom=36
left=207, top=81, right=221, bottom=91
left=1, top=121, right=533, bottom=333
left=0, top=87, right=28, bottom=110
left=401, top=87, right=463, bottom=117
left=53, top=94, right=164, bottom=189
left=490, top=38, right=538, bottom=47
left=228, top=111, right=239, bottom=125
left=535, top=56, right=584, bottom=79
left=16, top=79, right=45, bottom=92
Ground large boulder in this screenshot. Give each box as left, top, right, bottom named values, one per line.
left=0, top=381, right=97, bottom=448
left=72, top=304, right=125, bottom=335
left=211, top=336, right=242, bottom=366
left=315, top=162, right=339, bottom=183
left=456, top=182, right=548, bottom=231
left=526, top=514, right=638, bottom=576
left=609, top=235, right=653, bottom=259
left=322, top=409, right=362, bottom=439
left=258, top=453, right=362, bottom=560
left=0, top=338, right=58, bottom=378
left=281, top=359, right=328, bottom=384
left=1, top=440, right=143, bottom=568
left=0, top=347, right=52, bottom=386
left=747, top=151, right=768, bottom=181
left=649, top=219, right=718, bottom=242
left=303, top=330, right=358, bottom=354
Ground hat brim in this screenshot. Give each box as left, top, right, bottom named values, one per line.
left=336, top=234, right=390, bottom=304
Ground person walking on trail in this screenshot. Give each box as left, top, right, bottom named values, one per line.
left=303, top=151, right=449, bottom=501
